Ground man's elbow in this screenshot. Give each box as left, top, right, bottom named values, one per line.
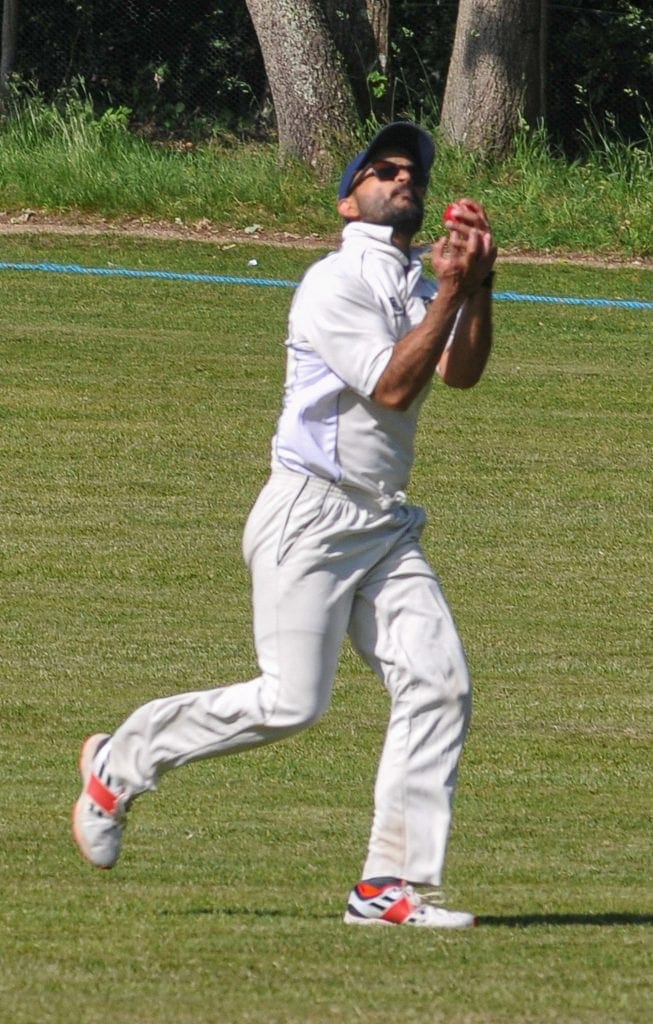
left=371, top=379, right=418, bottom=411
left=373, top=391, right=414, bottom=411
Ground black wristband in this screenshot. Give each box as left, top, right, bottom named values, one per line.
left=481, top=271, right=495, bottom=288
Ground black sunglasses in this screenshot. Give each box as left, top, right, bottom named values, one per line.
left=356, top=159, right=428, bottom=189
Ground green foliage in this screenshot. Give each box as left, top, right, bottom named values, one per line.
left=0, top=237, right=651, bottom=1022
left=0, top=86, right=335, bottom=226
left=366, top=69, right=389, bottom=101
left=420, top=121, right=653, bottom=258
left=1, top=91, right=651, bottom=259
left=389, top=1, right=457, bottom=121
left=16, top=0, right=264, bottom=137
left=548, top=0, right=653, bottom=153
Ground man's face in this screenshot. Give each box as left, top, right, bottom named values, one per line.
left=339, top=148, right=426, bottom=235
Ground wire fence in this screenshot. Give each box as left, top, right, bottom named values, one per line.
left=3, top=1, right=652, bottom=150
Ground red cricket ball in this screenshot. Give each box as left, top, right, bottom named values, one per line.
left=443, top=200, right=477, bottom=226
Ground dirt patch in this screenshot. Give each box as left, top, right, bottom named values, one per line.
left=0, top=208, right=650, bottom=270
left=0, top=209, right=336, bottom=248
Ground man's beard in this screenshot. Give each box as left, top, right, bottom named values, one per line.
left=357, top=186, right=425, bottom=235
left=387, top=199, right=424, bottom=235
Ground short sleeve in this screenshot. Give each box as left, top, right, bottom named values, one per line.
left=289, top=269, right=395, bottom=397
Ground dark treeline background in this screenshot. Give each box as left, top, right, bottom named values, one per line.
left=8, top=0, right=653, bottom=154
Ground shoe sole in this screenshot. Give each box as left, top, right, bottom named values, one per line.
left=343, top=911, right=478, bottom=929
left=343, top=912, right=394, bottom=927
left=71, top=733, right=112, bottom=869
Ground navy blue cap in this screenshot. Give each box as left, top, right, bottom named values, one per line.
left=338, top=121, right=436, bottom=200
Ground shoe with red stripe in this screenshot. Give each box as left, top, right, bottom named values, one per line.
left=343, top=881, right=477, bottom=929
left=72, top=733, right=127, bottom=869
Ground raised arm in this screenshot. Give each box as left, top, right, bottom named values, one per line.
left=372, top=200, right=497, bottom=409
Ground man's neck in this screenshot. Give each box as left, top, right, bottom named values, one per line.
left=391, top=230, right=413, bottom=256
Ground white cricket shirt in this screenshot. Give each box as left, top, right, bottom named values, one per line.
left=272, top=222, right=439, bottom=499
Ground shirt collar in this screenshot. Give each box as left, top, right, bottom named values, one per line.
left=341, top=221, right=423, bottom=272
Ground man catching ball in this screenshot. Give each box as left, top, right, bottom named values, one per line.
left=73, top=121, right=497, bottom=928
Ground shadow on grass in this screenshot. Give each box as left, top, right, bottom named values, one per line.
left=162, top=908, right=653, bottom=927
left=480, top=913, right=653, bottom=928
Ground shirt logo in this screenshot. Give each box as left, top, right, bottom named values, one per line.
left=389, top=296, right=405, bottom=317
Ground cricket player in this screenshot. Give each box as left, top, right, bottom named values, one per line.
left=73, top=121, right=497, bottom=928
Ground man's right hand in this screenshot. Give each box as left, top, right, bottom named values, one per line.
left=431, top=199, right=497, bottom=298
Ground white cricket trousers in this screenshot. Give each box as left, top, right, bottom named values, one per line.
left=108, top=468, right=472, bottom=886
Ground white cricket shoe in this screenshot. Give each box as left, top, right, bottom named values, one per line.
left=72, top=733, right=128, bottom=869
left=343, top=881, right=477, bottom=929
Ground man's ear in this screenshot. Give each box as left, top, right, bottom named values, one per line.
left=337, top=195, right=360, bottom=221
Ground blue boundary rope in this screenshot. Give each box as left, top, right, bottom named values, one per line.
left=1, top=260, right=651, bottom=310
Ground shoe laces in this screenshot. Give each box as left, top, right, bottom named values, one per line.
left=400, top=885, right=446, bottom=910
left=420, top=887, right=446, bottom=906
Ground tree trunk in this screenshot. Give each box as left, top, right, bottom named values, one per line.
left=538, top=0, right=547, bottom=125
left=245, top=0, right=360, bottom=173
left=1, top=0, right=19, bottom=99
left=363, top=0, right=391, bottom=118
left=365, top=0, right=389, bottom=71
left=441, top=0, right=546, bottom=158
left=321, top=0, right=386, bottom=116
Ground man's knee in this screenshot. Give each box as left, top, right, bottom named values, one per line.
left=259, top=674, right=331, bottom=733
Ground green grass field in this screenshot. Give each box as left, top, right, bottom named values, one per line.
left=0, top=235, right=651, bottom=1023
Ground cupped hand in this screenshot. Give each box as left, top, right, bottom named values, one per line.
left=432, top=199, right=497, bottom=296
